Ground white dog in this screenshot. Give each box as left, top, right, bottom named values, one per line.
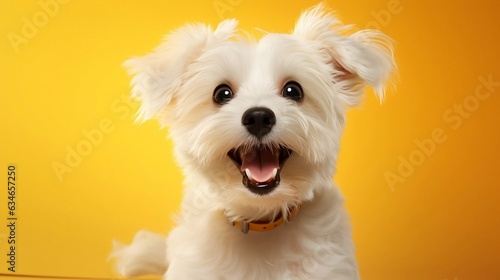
left=111, top=3, right=395, bottom=279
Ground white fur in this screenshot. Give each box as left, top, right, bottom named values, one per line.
left=110, top=230, right=167, bottom=277
left=112, top=3, right=395, bottom=279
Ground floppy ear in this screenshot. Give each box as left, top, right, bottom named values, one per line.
left=124, top=19, right=238, bottom=121
left=293, top=3, right=396, bottom=106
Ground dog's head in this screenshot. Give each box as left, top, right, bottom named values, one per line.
left=124, top=4, right=395, bottom=219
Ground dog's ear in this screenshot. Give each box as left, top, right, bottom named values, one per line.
left=124, top=19, right=238, bottom=121
left=293, top=3, right=396, bottom=106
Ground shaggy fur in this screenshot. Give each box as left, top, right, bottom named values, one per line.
left=111, top=3, right=395, bottom=279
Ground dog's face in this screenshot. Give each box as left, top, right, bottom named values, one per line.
left=125, top=5, right=394, bottom=218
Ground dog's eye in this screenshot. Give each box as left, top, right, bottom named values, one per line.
left=281, top=81, right=303, bottom=101
left=213, top=84, right=234, bottom=105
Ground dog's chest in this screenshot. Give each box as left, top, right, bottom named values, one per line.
left=213, top=227, right=312, bottom=278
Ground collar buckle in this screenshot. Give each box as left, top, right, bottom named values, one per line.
left=241, top=221, right=249, bottom=234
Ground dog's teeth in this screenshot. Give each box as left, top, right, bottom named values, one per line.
left=245, top=168, right=254, bottom=181
left=271, top=168, right=277, bottom=178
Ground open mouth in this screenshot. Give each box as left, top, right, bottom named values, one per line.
left=228, top=145, right=292, bottom=195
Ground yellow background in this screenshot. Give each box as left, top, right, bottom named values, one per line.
left=1, top=0, right=499, bottom=279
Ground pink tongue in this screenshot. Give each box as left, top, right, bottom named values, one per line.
left=241, top=147, right=279, bottom=183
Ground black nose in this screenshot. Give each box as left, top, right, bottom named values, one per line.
left=242, top=107, right=276, bottom=140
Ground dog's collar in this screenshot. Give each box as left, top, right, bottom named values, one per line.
left=232, top=205, right=301, bottom=234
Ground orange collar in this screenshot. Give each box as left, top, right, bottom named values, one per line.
left=232, top=205, right=301, bottom=234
